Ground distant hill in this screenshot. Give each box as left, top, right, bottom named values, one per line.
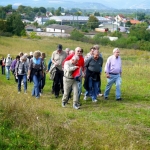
left=1, top=0, right=150, bottom=9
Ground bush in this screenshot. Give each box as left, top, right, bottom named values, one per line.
left=70, top=29, right=84, bottom=41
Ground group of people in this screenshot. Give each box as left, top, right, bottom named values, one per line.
left=0, top=44, right=122, bottom=110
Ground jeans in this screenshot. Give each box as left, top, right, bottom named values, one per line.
left=77, top=80, right=82, bottom=101
left=5, top=66, right=10, bottom=79
left=18, top=74, right=27, bottom=92
left=104, top=74, right=121, bottom=99
left=88, top=77, right=99, bottom=100
left=32, top=75, right=41, bottom=98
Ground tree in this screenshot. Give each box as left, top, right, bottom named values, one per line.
left=6, top=12, right=25, bottom=36
left=137, top=12, right=145, bottom=21
left=129, top=22, right=150, bottom=41
left=39, top=7, right=46, bottom=14
left=44, top=20, right=57, bottom=27
left=125, top=21, right=132, bottom=27
left=94, top=12, right=100, bottom=16
left=87, top=15, right=99, bottom=30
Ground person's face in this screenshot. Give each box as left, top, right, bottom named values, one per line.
left=76, top=49, right=82, bottom=56
left=57, top=50, right=62, bottom=53
left=90, top=48, right=95, bottom=55
left=114, top=50, right=120, bottom=58
left=93, top=53, right=99, bottom=60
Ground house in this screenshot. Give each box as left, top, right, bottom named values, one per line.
left=46, top=24, right=74, bottom=33
left=34, top=16, right=49, bottom=25
left=25, top=25, right=37, bottom=32
left=129, top=20, right=141, bottom=25
left=98, top=23, right=118, bottom=32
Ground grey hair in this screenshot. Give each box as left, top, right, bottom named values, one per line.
left=75, top=47, right=81, bottom=52
left=93, top=44, right=100, bottom=50
left=20, top=55, right=27, bottom=61
left=113, top=48, right=119, bottom=53
left=72, top=55, right=79, bottom=61
left=93, top=49, right=100, bottom=55
left=65, top=48, right=70, bottom=51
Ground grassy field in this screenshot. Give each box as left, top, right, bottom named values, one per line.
left=0, top=36, right=150, bottom=150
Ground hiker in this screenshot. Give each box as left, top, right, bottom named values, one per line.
left=15, top=55, right=28, bottom=94
left=104, top=48, right=122, bottom=101
left=62, top=55, right=80, bottom=109
left=28, top=51, right=43, bottom=99
left=84, top=50, right=103, bottom=102
left=10, top=55, right=20, bottom=82
left=51, top=44, right=67, bottom=98
left=0, top=57, right=5, bottom=75
left=5, top=54, right=12, bottom=80
left=39, top=52, right=47, bottom=95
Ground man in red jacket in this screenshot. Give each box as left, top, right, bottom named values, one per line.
left=63, top=47, right=84, bottom=105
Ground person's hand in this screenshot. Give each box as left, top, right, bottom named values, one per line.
left=55, top=62, right=59, bottom=66
left=106, top=73, right=110, bottom=78
left=75, top=66, right=79, bottom=69
left=27, top=75, right=30, bottom=79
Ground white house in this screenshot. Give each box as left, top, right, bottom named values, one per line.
left=46, top=24, right=74, bottom=33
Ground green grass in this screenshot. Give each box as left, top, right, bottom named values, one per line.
left=0, top=36, right=150, bottom=149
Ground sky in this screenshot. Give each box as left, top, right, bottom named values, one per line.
left=0, top=0, right=149, bottom=9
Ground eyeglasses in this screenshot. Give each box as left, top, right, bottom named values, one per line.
left=77, top=51, right=82, bottom=52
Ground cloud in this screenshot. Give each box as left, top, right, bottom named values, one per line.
left=13, top=3, right=22, bottom=6
left=48, top=0, right=63, bottom=3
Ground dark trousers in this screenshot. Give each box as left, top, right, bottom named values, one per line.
left=1, top=66, right=5, bottom=75
left=53, top=68, right=64, bottom=96
left=39, top=73, right=46, bottom=93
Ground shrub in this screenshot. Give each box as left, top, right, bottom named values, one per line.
left=70, top=29, right=84, bottom=41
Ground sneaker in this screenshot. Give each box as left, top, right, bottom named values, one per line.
left=18, top=92, right=20, bottom=94
left=98, top=93, right=103, bottom=97
left=84, top=96, right=87, bottom=100
left=24, top=91, right=27, bottom=94
left=92, top=99, right=97, bottom=102
left=104, top=97, right=108, bottom=100
left=116, top=98, right=122, bottom=101
left=40, top=93, right=42, bottom=96
left=62, top=102, right=66, bottom=107
left=73, top=104, right=80, bottom=110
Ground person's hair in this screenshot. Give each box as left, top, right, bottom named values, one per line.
left=16, top=55, right=20, bottom=60
left=72, top=55, right=79, bottom=61
left=69, top=50, right=75, bottom=55
left=75, top=47, right=81, bottom=53
left=65, top=48, right=70, bottom=51
left=20, top=55, right=27, bottom=61
left=113, top=48, right=119, bottom=53
left=81, top=48, right=84, bottom=53
left=93, top=49, right=100, bottom=55
left=19, top=52, right=24, bottom=56
left=93, top=45, right=100, bottom=50
left=33, top=51, right=41, bottom=58
left=41, top=52, right=46, bottom=58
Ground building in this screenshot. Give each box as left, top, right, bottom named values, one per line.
left=46, top=24, right=74, bottom=33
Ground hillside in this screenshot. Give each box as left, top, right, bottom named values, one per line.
left=0, top=36, right=150, bottom=149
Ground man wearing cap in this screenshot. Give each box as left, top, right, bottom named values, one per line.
left=104, top=48, right=122, bottom=101
left=51, top=44, right=67, bottom=98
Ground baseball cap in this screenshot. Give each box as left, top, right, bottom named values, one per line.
left=57, top=44, right=63, bottom=51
